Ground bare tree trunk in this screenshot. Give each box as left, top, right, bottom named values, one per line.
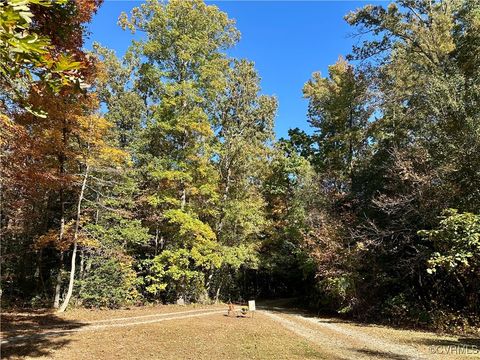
left=217, top=167, right=231, bottom=233
left=53, top=252, right=64, bottom=308
left=215, top=282, right=222, bottom=304
left=154, top=227, right=159, bottom=256
left=79, top=249, right=85, bottom=280
left=54, top=192, right=66, bottom=308
left=180, top=188, right=186, bottom=211
left=85, top=255, right=93, bottom=276
left=202, top=270, right=214, bottom=304
left=36, top=249, right=46, bottom=296
left=54, top=122, right=67, bottom=309
left=205, top=271, right=214, bottom=293
left=58, top=163, right=89, bottom=313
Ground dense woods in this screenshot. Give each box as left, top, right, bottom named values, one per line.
left=1, top=0, right=479, bottom=332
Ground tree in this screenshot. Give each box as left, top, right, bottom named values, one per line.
left=293, top=0, right=480, bottom=326
left=0, top=0, right=88, bottom=115
left=419, top=209, right=480, bottom=314
left=210, top=59, right=277, bottom=299
left=257, top=141, right=318, bottom=300
left=1, top=0, right=103, bottom=308
left=57, top=112, right=128, bottom=312
left=303, top=57, right=371, bottom=193
left=119, top=0, right=239, bottom=302
left=93, top=44, right=145, bottom=150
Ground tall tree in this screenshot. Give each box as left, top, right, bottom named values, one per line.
left=210, top=59, right=277, bottom=299
left=293, top=0, right=480, bottom=326
left=303, top=57, right=371, bottom=194
left=120, top=0, right=239, bottom=302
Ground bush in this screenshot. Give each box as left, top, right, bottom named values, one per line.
left=78, top=255, right=139, bottom=308
left=142, top=249, right=206, bottom=303
left=419, top=209, right=480, bottom=275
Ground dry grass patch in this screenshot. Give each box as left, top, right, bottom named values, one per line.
left=1, top=306, right=326, bottom=360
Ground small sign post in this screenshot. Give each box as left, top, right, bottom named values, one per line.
left=248, top=300, right=256, bottom=318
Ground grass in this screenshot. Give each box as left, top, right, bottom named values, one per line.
left=1, top=304, right=326, bottom=360
left=3, top=303, right=479, bottom=359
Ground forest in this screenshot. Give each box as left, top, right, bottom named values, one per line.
left=1, top=0, right=479, bottom=333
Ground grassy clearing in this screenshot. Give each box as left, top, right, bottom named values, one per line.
left=1, top=305, right=326, bottom=360
left=2, top=304, right=479, bottom=359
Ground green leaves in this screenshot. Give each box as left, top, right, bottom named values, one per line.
left=79, top=255, right=139, bottom=308
left=420, top=209, right=480, bottom=274
left=144, top=247, right=215, bottom=298
left=303, top=57, right=370, bottom=191
left=290, top=0, right=480, bottom=324
left=164, top=209, right=216, bottom=245
left=0, top=0, right=85, bottom=113
left=85, top=219, right=150, bottom=252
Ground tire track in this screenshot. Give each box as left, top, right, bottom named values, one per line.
left=1, top=308, right=225, bottom=345
left=261, top=309, right=428, bottom=360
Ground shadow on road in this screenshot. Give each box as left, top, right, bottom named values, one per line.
left=348, top=349, right=412, bottom=360
left=257, top=298, right=351, bottom=323
left=1, top=311, right=86, bottom=359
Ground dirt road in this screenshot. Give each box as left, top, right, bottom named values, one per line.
left=262, top=308, right=425, bottom=359
left=258, top=305, right=479, bottom=360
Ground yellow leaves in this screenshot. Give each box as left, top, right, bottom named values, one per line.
left=191, top=241, right=223, bottom=269
left=146, top=195, right=180, bottom=208
left=164, top=209, right=216, bottom=244
left=52, top=54, right=84, bottom=73
left=75, top=114, right=129, bottom=167
left=303, top=57, right=354, bottom=105
left=303, top=72, right=327, bottom=99
left=98, top=145, right=128, bottom=166
left=189, top=118, right=213, bottom=137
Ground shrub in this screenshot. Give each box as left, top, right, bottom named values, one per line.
left=79, top=255, right=139, bottom=308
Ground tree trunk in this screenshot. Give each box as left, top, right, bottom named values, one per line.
left=202, top=270, right=214, bottom=304
left=54, top=122, right=67, bottom=309
left=53, top=252, right=64, bottom=308
left=217, top=166, right=231, bottom=233
left=180, top=187, right=186, bottom=211
left=79, top=249, right=85, bottom=280
left=54, top=194, right=66, bottom=308
left=85, top=256, right=93, bottom=276
left=58, top=163, right=89, bottom=313
left=154, top=227, right=159, bottom=256
left=35, top=249, right=46, bottom=296
left=215, top=282, right=222, bottom=304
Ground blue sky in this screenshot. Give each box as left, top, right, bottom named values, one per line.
left=86, top=1, right=385, bottom=138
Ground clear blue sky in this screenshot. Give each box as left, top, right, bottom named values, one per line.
left=86, top=1, right=385, bottom=138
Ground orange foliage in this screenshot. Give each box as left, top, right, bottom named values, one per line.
left=34, top=218, right=99, bottom=251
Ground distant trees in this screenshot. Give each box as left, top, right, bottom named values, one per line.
left=290, top=0, right=480, bottom=328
